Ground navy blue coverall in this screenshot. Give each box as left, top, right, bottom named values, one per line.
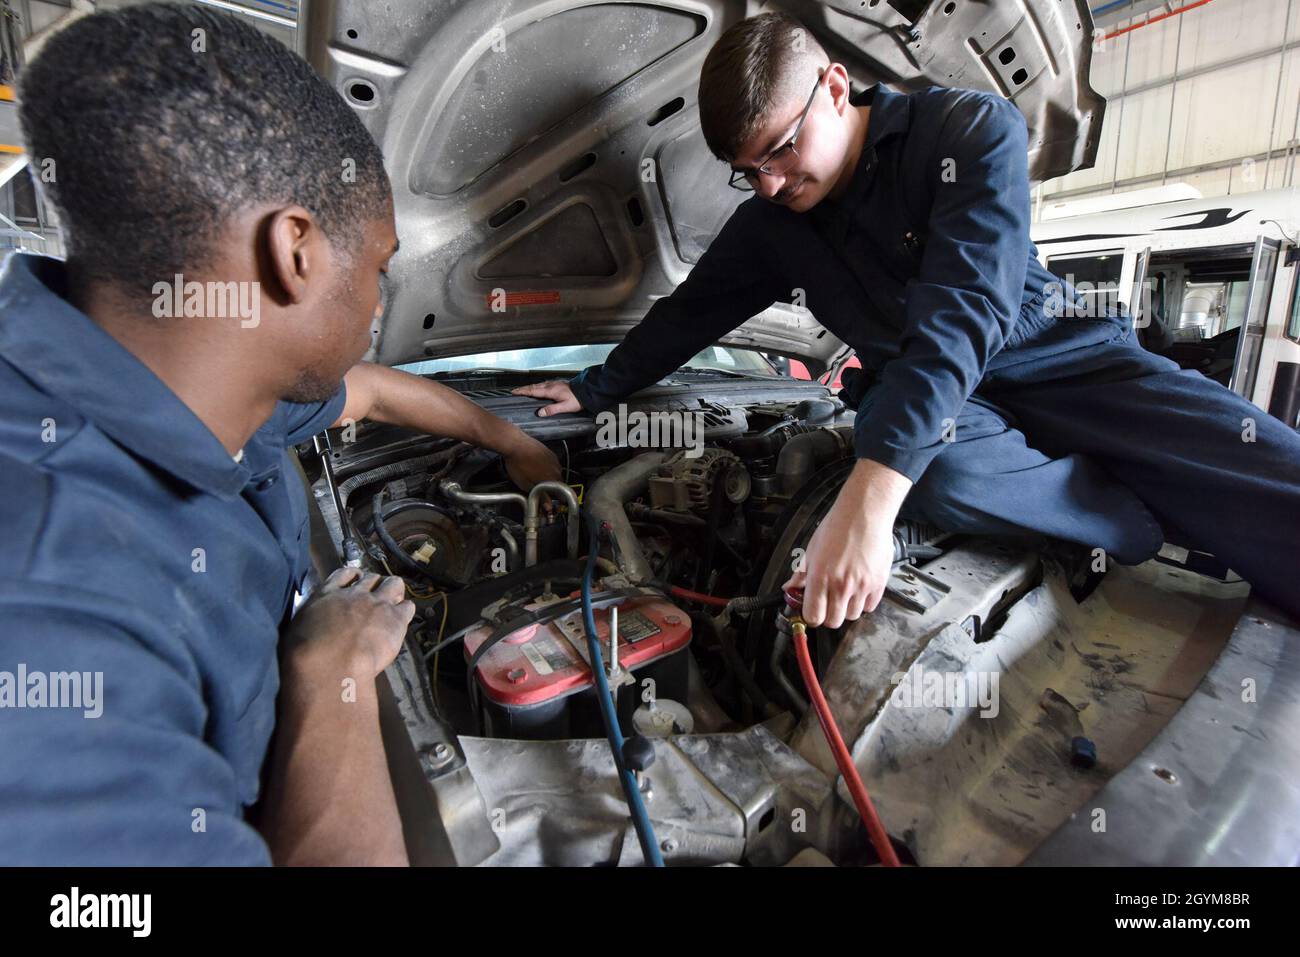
left=570, top=84, right=1300, bottom=619
left=0, top=254, right=345, bottom=863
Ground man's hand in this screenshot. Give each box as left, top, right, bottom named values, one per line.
left=511, top=380, right=584, bottom=417
left=285, top=566, right=414, bottom=680
left=782, top=459, right=912, bottom=628
left=338, top=363, right=563, bottom=493
left=262, top=566, right=414, bottom=866
left=500, top=432, right=564, bottom=491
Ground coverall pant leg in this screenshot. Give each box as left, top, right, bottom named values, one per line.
left=895, top=390, right=1167, bottom=566
left=894, top=324, right=1300, bottom=621
left=987, top=331, right=1300, bottom=621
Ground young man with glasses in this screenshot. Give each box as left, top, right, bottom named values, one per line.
left=515, top=12, right=1300, bottom=629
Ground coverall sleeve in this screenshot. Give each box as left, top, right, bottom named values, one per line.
left=853, top=93, right=1032, bottom=481
left=282, top=383, right=348, bottom=446
left=569, top=201, right=783, bottom=413
left=0, top=584, right=273, bottom=865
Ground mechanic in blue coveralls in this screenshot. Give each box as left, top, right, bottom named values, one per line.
left=0, top=6, right=561, bottom=864
left=517, top=12, right=1300, bottom=629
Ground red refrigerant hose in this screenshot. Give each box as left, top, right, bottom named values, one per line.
left=668, top=585, right=730, bottom=608
left=785, top=587, right=902, bottom=867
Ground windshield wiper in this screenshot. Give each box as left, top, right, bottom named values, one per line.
left=429, top=367, right=584, bottom=379
left=671, top=367, right=763, bottom=379
left=428, top=368, right=531, bottom=378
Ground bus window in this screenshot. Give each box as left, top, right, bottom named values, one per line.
left=1045, top=251, right=1123, bottom=317
left=1124, top=244, right=1256, bottom=387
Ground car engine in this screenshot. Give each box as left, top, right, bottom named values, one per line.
left=311, top=391, right=946, bottom=732
left=300, top=375, right=1250, bottom=868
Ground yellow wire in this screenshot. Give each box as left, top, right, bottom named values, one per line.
left=377, top=553, right=447, bottom=710
left=431, top=588, right=448, bottom=713
left=377, top=553, right=439, bottom=599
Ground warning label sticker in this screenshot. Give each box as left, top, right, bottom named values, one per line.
left=618, top=611, right=662, bottom=645
left=484, top=290, right=562, bottom=309
left=520, top=642, right=552, bottom=675
left=522, top=635, right=576, bottom=675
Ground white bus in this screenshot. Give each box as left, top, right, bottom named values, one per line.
left=1032, top=186, right=1300, bottom=429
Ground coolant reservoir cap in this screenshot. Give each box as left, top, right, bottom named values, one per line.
left=632, top=698, right=694, bottom=737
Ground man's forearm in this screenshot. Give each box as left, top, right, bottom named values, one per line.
left=844, top=456, right=914, bottom=525
left=341, top=362, right=532, bottom=455
left=258, top=647, right=408, bottom=866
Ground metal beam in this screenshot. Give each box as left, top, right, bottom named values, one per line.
left=1044, top=142, right=1299, bottom=201
left=1090, top=0, right=1178, bottom=31
left=189, top=0, right=297, bottom=30
left=1098, top=34, right=1300, bottom=101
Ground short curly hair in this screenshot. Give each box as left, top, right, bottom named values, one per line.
left=18, top=2, right=391, bottom=288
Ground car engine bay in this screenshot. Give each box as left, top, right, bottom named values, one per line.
left=302, top=371, right=1256, bottom=867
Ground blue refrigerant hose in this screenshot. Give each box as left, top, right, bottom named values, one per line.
left=580, top=509, right=665, bottom=867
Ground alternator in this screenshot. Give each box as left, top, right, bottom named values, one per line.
left=647, top=448, right=751, bottom=514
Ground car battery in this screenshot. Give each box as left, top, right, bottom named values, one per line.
left=463, top=594, right=692, bottom=740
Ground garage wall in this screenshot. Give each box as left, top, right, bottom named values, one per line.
left=2, top=0, right=297, bottom=261
left=17, top=1, right=295, bottom=56
left=86, top=0, right=296, bottom=47
left=1041, top=0, right=1300, bottom=208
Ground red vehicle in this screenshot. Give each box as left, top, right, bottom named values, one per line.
left=786, top=354, right=861, bottom=391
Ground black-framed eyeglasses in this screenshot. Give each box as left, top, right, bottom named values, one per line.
left=728, top=73, right=822, bottom=192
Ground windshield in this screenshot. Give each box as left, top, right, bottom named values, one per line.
left=397, top=343, right=779, bottom=377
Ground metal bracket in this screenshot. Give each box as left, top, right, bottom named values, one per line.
left=884, top=563, right=952, bottom=613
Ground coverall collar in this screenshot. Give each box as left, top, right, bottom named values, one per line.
left=835, top=82, right=913, bottom=208
left=0, top=253, right=252, bottom=499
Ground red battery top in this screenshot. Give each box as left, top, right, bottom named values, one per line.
left=463, top=595, right=692, bottom=707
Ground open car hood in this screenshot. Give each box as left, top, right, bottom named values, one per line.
left=303, top=0, right=1104, bottom=370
